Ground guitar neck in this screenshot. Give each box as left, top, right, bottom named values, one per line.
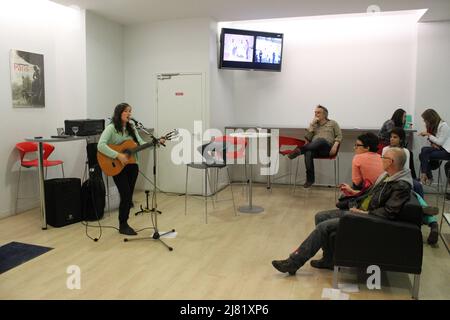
left=130, top=141, right=155, bottom=154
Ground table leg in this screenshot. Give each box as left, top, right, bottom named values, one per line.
left=37, top=141, right=47, bottom=229
left=238, top=164, right=264, bottom=213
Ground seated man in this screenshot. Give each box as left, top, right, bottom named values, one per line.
left=273, top=147, right=412, bottom=274
left=288, top=105, right=342, bottom=188
left=382, top=127, right=439, bottom=244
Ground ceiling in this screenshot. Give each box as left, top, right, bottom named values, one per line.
left=50, top=0, right=450, bottom=25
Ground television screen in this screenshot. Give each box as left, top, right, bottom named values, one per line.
left=254, top=36, right=283, bottom=64
left=223, top=34, right=254, bottom=62
left=219, top=28, right=283, bottom=71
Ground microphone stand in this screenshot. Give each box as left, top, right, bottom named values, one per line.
left=123, top=126, right=175, bottom=251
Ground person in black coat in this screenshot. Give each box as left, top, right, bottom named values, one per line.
left=272, top=148, right=412, bottom=274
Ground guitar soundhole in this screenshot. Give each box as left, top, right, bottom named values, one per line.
left=112, top=162, right=116, bottom=168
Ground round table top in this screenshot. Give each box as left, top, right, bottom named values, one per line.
left=229, top=132, right=271, bottom=138
left=25, top=136, right=86, bottom=143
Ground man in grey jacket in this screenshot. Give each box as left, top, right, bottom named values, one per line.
left=272, top=147, right=412, bottom=274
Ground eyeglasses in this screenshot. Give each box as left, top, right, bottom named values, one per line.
left=381, top=155, right=394, bottom=161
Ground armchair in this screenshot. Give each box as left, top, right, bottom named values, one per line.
left=332, top=195, right=423, bottom=299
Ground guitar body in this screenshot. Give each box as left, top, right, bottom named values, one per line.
left=97, top=129, right=178, bottom=176
left=97, top=140, right=138, bottom=176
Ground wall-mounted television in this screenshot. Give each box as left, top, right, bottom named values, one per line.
left=219, top=28, right=283, bottom=72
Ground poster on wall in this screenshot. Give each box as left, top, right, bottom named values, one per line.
left=10, top=50, right=45, bottom=108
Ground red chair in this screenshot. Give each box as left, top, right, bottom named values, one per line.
left=212, top=135, right=248, bottom=161
left=272, top=136, right=305, bottom=186
left=293, top=143, right=341, bottom=201
left=15, top=142, right=64, bottom=213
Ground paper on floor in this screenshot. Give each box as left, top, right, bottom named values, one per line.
left=338, top=282, right=359, bottom=293
left=321, top=288, right=350, bottom=300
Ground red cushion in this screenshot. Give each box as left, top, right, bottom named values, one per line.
left=21, top=159, right=63, bottom=167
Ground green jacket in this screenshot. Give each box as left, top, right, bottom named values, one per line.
left=97, top=123, right=146, bottom=160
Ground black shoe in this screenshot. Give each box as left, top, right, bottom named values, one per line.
left=272, top=259, right=299, bottom=275
left=119, top=224, right=137, bottom=236
left=303, top=181, right=314, bottom=188
left=288, top=148, right=301, bottom=160
left=310, top=258, right=333, bottom=270
left=427, top=223, right=439, bottom=245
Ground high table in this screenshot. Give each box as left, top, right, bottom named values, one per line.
left=25, top=136, right=86, bottom=229
left=230, top=132, right=271, bottom=213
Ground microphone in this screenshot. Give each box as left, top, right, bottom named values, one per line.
left=130, top=117, right=144, bottom=128
left=130, top=117, right=152, bottom=136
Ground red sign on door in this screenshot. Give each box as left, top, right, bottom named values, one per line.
left=175, top=92, right=184, bottom=96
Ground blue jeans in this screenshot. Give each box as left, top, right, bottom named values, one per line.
left=419, top=146, right=450, bottom=179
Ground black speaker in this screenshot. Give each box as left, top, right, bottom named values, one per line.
left=44, top=178, right=82, bottom=227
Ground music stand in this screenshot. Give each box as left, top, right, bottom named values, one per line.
left=123, top=130, right=175, bottom=251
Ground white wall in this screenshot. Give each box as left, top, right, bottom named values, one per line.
left=0, top=0, right=87, bottom=218
left=86, top=11, right=124, bottom=119
left=209, top=21, right=234, bottom=131
left=124, top=18, right=212, bottom=189
left=413, top=21, right=450, bottom=173
left=85, top=11, right=125, bottom=209
left=221, top=12, right=421, bottom=129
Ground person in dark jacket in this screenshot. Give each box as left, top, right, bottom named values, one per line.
left=378, top=108, right=406, bottom=146
left=272, top=147, right=412, bottom=274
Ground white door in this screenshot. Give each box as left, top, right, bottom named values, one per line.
left=156, top=73, right=204, bottom=193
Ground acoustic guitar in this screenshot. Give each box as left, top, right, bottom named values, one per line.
left=97, top=129, right=178, bottom=176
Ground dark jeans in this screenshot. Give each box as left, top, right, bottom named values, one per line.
left=300, top=138, right=332, bottom=183
left=413, top=179, right=424, bottom=198
left=419, top=146, right=450, bottom=179
left=289, top=209, right=346, bottom=267
left=112, top=164, right=138, bottom=224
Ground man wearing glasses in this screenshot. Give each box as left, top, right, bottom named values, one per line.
left=272, top=147, right=412, bottom=273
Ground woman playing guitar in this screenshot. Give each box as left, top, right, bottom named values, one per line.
left=98, top=103, right=165, bottom=236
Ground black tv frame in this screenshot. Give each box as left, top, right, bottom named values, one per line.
left=219, top=28, right=283, bottom=72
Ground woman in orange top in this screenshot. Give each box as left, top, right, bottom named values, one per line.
left=340, top=132, right=384, bottom=195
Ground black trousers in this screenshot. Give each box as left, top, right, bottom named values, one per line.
left=112, top=164, right=138, bottom=224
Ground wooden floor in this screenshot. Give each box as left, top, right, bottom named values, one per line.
left=1, top=184, right=449, bottom=300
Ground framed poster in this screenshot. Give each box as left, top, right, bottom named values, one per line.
left=10, top=50, right=45, bottom=108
